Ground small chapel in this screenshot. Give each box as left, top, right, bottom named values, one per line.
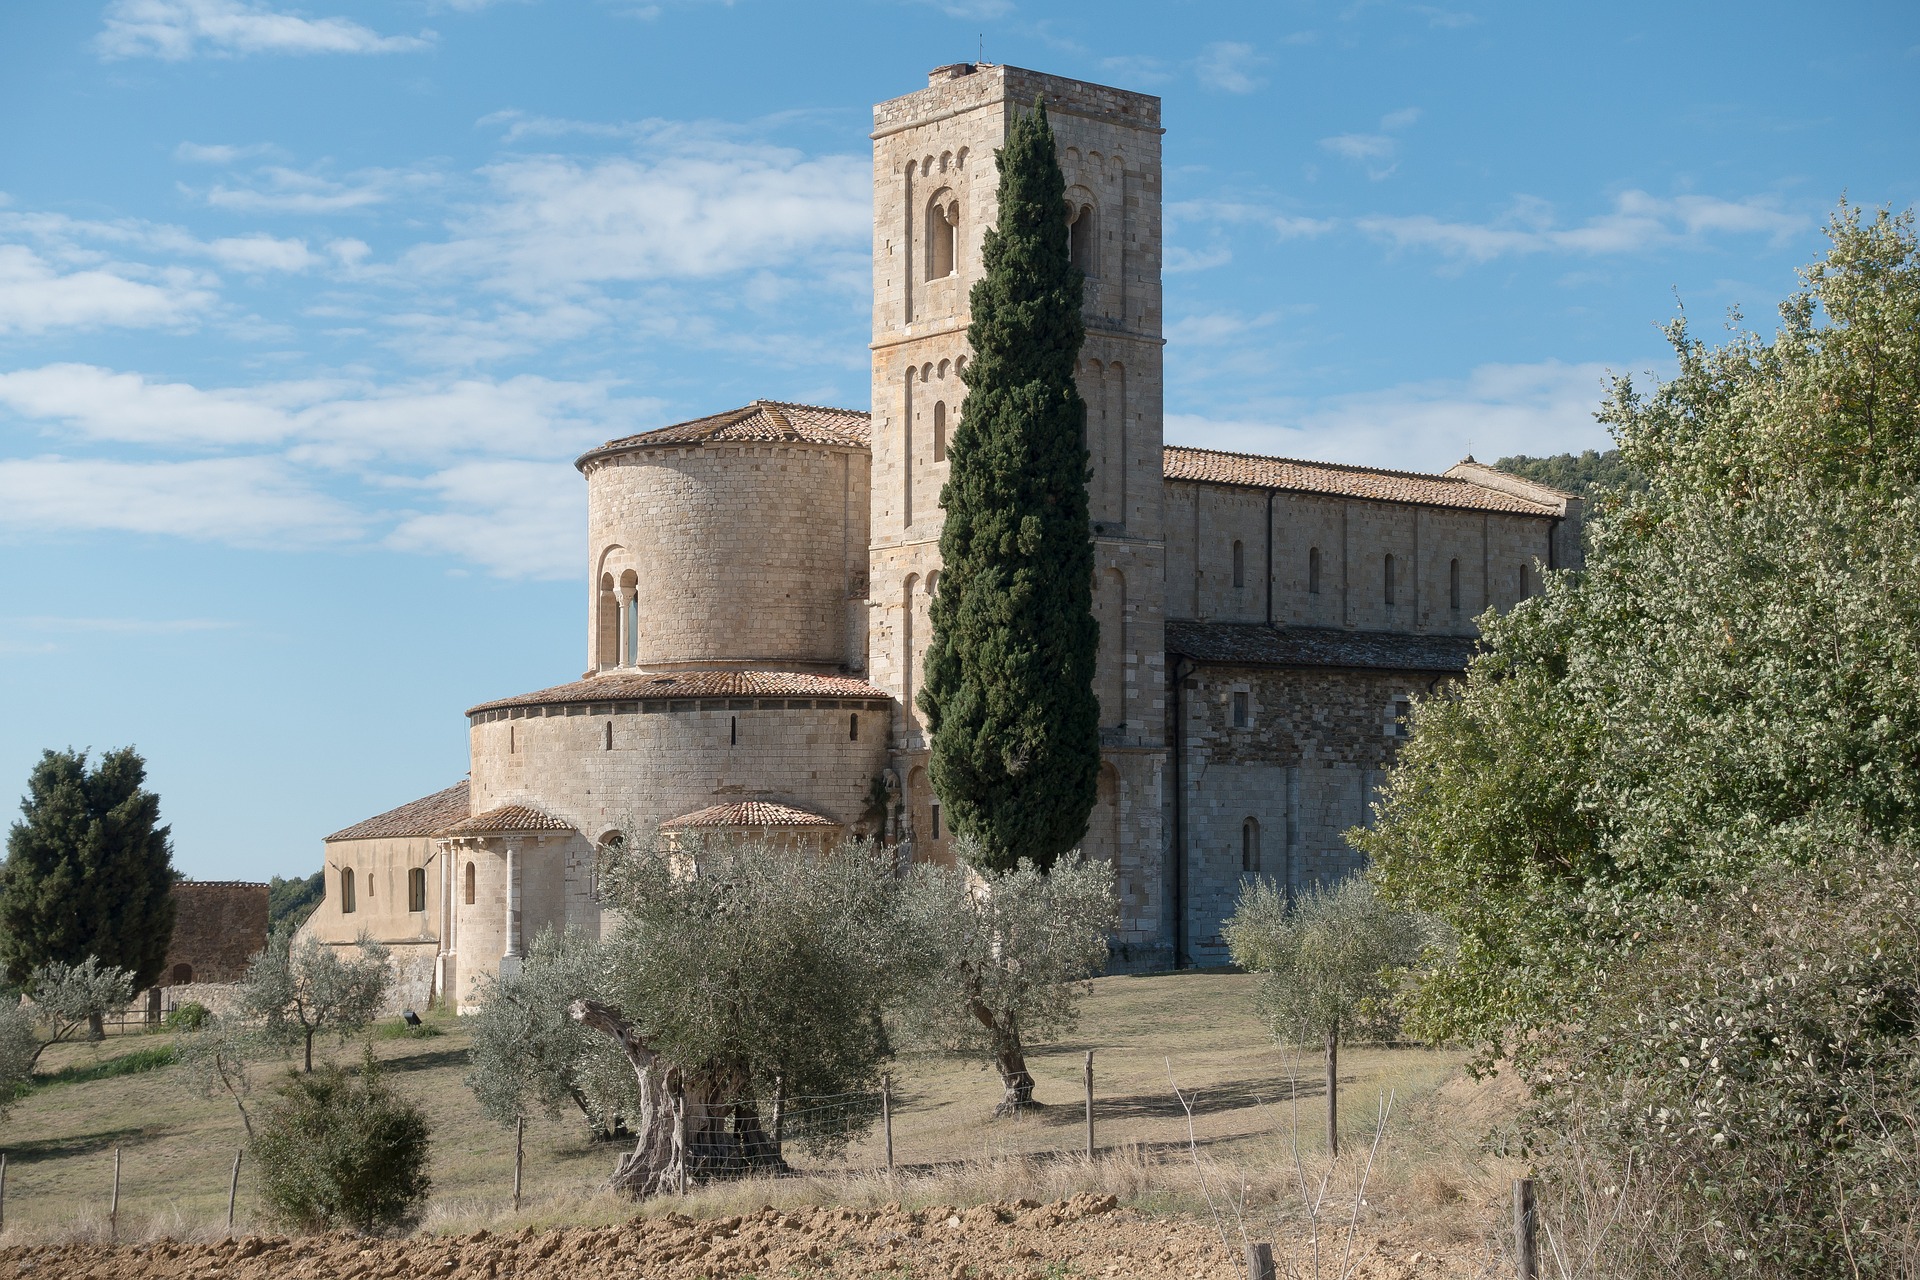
left=305, top=63, right=1581, bottom=1010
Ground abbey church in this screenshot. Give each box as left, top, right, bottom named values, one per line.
left=307, top=63, right=1582, bottom=1008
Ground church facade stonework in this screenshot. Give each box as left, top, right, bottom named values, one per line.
left=306, top=64, right=1580, bottom=1006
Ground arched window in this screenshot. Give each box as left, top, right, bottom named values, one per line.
left=730, top=715, right=738, bottom=746
left=604, top=719, right=613, bottom=751
left=171, top=963, right=193, bottom=985
left=340, top=867, right=356, bottom=915
left=1069, top=203, right=1095, bottom=275
left=464, top=862, right=475, bottom=906
left=1449, top=558, right=1461, bottom=610
left=933, top=401, right=947, bottom=462
left=408, top=867, right=426, bottom=913
left=1232, top=691, right=1250, bottom=728
left=927, top=196, right=957, bottom=279
left=1232, top=540, right=1245, bottom=589
left=1519, top=562, right=1532, bottom=596
left=1384, top=554, right=1397, bottom=606
left=1308, top=546, right=1321, bottom=595
left=1242, top=818, right=1260, bottom=873
left=849, top=712, right=859, bottom=741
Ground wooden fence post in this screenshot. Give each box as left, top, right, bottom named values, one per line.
left=513, top=1116, right=524, bottom=1212
left=110, top=1145, right=121, bottom=1242
left=881, top=1073, right=894, bottom=1171
left=1514, top=1177, right=1538, bottom=1280
left=673, top=1093, right=688, bottom=1195
left=1083, top=1050, right=1095, bottom=1159
left=1245, top=1241, right=1275, bottom=1280
left=227, top=1150, right=242, bottom=1232
left=1, top=1151, right=8, bottom=1235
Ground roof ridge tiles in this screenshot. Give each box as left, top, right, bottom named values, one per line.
left=1167, top=443, right=1490, bottom=487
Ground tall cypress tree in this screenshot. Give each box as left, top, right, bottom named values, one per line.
left=0, top=748, right=177, bottom=988
left=919, top=100, right=1100, bottom=874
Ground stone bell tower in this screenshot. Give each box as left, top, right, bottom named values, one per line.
left=867, top=63, right=1169, bottom=963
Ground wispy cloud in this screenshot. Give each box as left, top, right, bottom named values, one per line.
left=173, top=141, right=282, bottom=165
left=0, top=245, right=214, bottom=334
left=97, top=0, right=434, bottom=61
left=386, top=460, right=582, bottom=579
left=1358, top=190, right=1811, bottom=264
left=200, top=165, right=421, bottom=214
left=1319, top=106, right=1422, bottom=180
left=1168, top=359, right=1628, bottom=473
left=1193, top=42, right=1266, bottom=94
left=0, top=456, right=362, bottom=546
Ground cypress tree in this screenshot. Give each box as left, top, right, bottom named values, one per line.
left=919, top=100, right=1100, bottom=874
left=0, top=748, right=177, bottom=988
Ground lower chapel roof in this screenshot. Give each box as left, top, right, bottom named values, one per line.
left=467, top=670, right=892, bottom=718
left=439, top=804, right=573, bottom=837
left=325, top=780, right=470, bottom=843
left=1166, top=621, right=1480, bottom=674
left=661, top=801, right=838, bottom=829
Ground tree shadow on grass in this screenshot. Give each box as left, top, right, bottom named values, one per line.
left=1, top=1125, right=152, bottom=1166
left=1022, top=1075, right=1327, bottom=1127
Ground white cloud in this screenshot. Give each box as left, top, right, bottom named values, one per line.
left=1320, top=107, right=1420, bottom=181
left=1358, top=190, right=1811, bottom=264
left=202, top=165, right=407, bottom=214
left=97, top=0, right=434, bottom=61
left=0, top=365, right=289, bottom=445
left=1193, top=42, right=1266, bottom=94
left=0, top=245, right=213, bottom=334
left=0, top=456, right=360, bottom=546
left=386, top=460, right=582, bottom=579
left=1168, top=359, right=1627, bottom=474
left=173, top=141, right=280, bottom=165
left=205, top=234, right=317, bottom=272
left=404, top=146, right=867, bottom=297
left=1378, top=106, right=1422, bottom=131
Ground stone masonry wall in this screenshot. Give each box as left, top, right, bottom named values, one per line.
left=1170, top=663, right=1457, bottom=965
left=163, top=881, right=268, bottom=985
left=309, top=834, right=443, bottom=951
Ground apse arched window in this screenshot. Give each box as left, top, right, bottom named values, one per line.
left=927, top=196, right=957, bottom=279
left=849, top=712, right=859, bottom=741
left=1242, top=818, right=1260, bottom=873
left=1068, top=203, right=1096, bottom=275
left=1519, top=562, right=1532, bottom=596
left=933, top=401, right=947, bottom=462
left=408, top=867, right=427, bottom=913
left=463, top=862, right=475, bottom=906
left=340, top=867, right=356, bottom=915
left=1308, top=546, right=1322, bottom=595
left=1449, top=558, right=1461, bottom=610
left=1384, top=554, right=1397, bottom=606
left=1232, top=540, right=1246, bottom=589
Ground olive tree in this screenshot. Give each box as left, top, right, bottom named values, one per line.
left=567, top=834, right=909, bottom=1197
left=25, top=956, right=135, bottom=1066
left=897, top=848, right=1116, bottom=1114
left=175, top=1012, right=269, bottom=1138
left=0, top=1000, right=39, bottom=1115
left=465, top=926, right=636, bottom=1140
left=242, top=928, right=390, bottom=1072
left=1223, top=875, right=1424, bottom=1156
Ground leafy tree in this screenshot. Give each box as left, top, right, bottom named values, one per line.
left=1355, top=204, right=1920, bottom=1059
left=175, top=1011, right=268, bottom=1138
left=1493, top=448, right=1645, bottom=498
left=568, top=834, right=907, bottom=1197
left=251, top=1051, right=431, bottom=1233
left=25, top=956, right=135, bottom=1064
left=0, top=1001, right=38, bottom=1117
left=465, top=926, right=636, bottom=1141
left=0, top=748, right=177, bottom=993
left=897, top=849, right=1115, bottom=1113
left=268, top=871, right=326, bottom=932
left=1223, top=876, right=1423, bottom=1156
left=920, top=98, right=1100, bottom=874
left=242, top=927, right=391, bottom=1072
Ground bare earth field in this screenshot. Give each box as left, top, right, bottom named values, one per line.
left=0, top=971, right=1522, bottom=1278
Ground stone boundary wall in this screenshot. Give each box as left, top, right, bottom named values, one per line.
left=164, top=881, right=269, bottom=985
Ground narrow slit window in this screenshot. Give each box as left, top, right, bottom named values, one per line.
left=1232, top=540, right=1245, bottom=589
left=730, top=715, right=737, bottom=746
left=1308, top=546, right=1321, bottom=595
left=509, top=724, right=515, bottom=754
left=849, top=712, right=859, bottom=741
left=1519, top=562, right=1532, bottom=596
left=604, top=719, right=613, bottom=751
left=1384, top=554, right=1397, bottom=606
left=1449, top=558, right=1461, bottom=610
left=1242, top=818, right=1260, bottom=873
left=1232, top=691, right=1250, bottom=728
left=408, top=867, right=426, bottom=913
left=933, top=402, right=947, bottom=462
left=930, top=800, right=942, bottom=841
left=463, top=862, right=475, bottom=906
left=340, top=867, right=356, bottom=915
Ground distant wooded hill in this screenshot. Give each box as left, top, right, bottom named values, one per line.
left=268, top=871, right=324, bottom=932
left=1494, top=449, right=1645, bottom=497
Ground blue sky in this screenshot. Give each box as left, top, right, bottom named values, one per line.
left=2, top=0, right=1915, bottom=881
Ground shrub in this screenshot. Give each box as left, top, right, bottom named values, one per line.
left=1522, top=844, right=1920, bottom=1277
left=164, top=1000, right=209, bottom=1031
left=250, top=1051, right=431, bottom=1233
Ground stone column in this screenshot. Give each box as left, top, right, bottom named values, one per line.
left=617, top=585, right=638, bottom=667
left=502, top=843, right=521, bottom=973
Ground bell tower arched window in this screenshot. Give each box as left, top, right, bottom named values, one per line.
left=933, top=401, right=947, bottom=462
left=1068, top=203, right=1095, bottom=275
left=926, top=193, right=957, bottom=279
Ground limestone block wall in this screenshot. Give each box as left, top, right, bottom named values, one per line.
left=162, top=881, right=269, bottom=985
left=310, top=836, right=442, bottom=949
left=441, top=832, right=580, bottom=1011
left=1165, top=482, right=1558, bottom=633
left=1170, top=662, right=1456, bottom=965
left=585, top=442, right=870, bottom=671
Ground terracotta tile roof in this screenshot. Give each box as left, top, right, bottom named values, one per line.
left=468, top=670, right=892, bottom=716
left=1163, top=446, right=1560, bottom=515
left=437, top=804, right=574, bottom=837
left=1167, top=621, right=1479, bottom=673
left=660, top=801, right=838, bottom=829
left=578, top=401, right=870, bottom=468
left=326, top=781, right=471, bottom=843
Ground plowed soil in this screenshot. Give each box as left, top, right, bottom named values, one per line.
left=0, top=1193, right=1469, bottom=1279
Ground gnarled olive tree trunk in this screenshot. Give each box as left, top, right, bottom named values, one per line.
left=568, top=1000, right=788, bottom=1198
left=968, top=998, right=1036, bottom=1114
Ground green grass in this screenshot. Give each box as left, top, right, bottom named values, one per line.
left=0, top=971, right=1519, bottom=1250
